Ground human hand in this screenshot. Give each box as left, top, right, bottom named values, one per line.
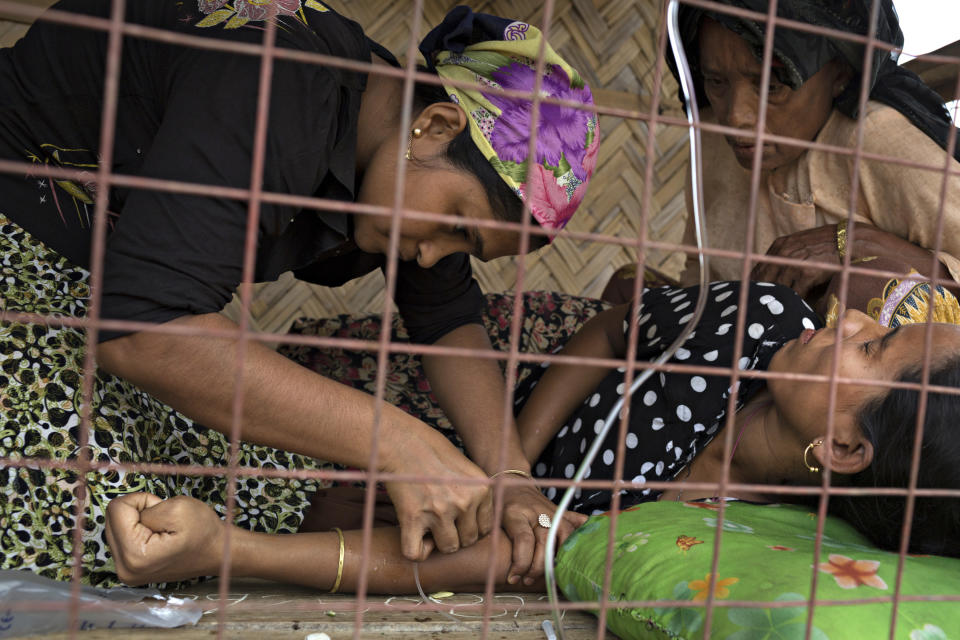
left=755, top=223, right=950, bottom=304
left=750, top=224, right=840, bottom=298
left=104, top=493, right=226, bottom=586
left=382, top=427, right=494, bottom=563
left=499, top=483, right=587, bottom=585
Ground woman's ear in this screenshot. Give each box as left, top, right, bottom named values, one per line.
left=413, top=102, right=468, bottom=143
left=830, top=61, right=854, bottom=98
left=812, top=427, right=874, bottom=475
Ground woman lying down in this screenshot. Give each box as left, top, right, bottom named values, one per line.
left=105, top=282, right=960, bottom=592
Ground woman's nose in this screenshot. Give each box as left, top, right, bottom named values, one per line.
left=725, top=83, right=758, bottom=131
left=838, top=308, right=875, bottom=338
left=415, top=241, right=449, bottom=270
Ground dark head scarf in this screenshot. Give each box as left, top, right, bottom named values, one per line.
left=668, top=0, right=960, bottom=160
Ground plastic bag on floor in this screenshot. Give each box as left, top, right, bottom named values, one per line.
left=0, top=570, right=202, bottom=637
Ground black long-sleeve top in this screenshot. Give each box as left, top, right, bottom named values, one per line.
left=0, top=0, right=483, bottom=343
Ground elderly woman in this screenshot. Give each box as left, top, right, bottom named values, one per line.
left=670, top=0, right=960, bottom=313
left=104, top=282, right=960, bottom=592
left=0, top=1, right=598, bottom=585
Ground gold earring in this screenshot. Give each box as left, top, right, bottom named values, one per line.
left=405, top=128, right=423, bottom=161
left=804, top=440, right=824, bottom=473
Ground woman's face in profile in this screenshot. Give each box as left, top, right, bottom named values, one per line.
left=767, top=309, right=960, bottom=435
left=697, top=19, right=849, bottom=172
left=353, top=138, right=525, bottom=268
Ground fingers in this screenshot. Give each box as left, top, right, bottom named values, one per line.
left=751, top=262, right=828, bottom=297
left=554, top=511, right=586, bottom=548
left=503, top=512, right=536, bottom=585
left=421, top=535, right=435, bottom=558
left=137, top=494, right=196, bottom=534
left=396, top=497, right=463, bottom=561
left=518, top=509, right=585, bottom=584
left=476, top=489, right=494, bottom=538
left=529, top=523, right=549, bottom=582
left=456, top=502, right=480, bottom=550
left=749, top=262, right=774, bottom=284
left=104, top=492, right=164, bottom=556
left=104, top=492, right=166, bottom=586
left=754, top=225, right=846, bottom=294
left=429, top=511, right=462, bottom=556
left=497, top=485, right=590, bottom=584
left=391, top=477, right=493, bottom=562
left=106, top=492, right=163, bottom=530
left=399, top=520, right=431, bottom=562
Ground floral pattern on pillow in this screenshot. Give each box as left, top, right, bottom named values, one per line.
left=556, top=500, right=960, bottom=640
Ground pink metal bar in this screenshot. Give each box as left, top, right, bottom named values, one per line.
left=62, top=0, right=127, bottom=636
left=1, top=0, right=956, bottom=635
left=350, top=1, right=425, bottom=635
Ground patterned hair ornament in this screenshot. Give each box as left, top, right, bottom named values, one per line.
left=419, top=7, right=599, bottom=237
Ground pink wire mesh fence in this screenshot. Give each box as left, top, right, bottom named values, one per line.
left=0, top=0, right=958, bottom=638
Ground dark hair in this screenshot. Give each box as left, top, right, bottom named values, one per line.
left=411, top=71, right=547, bottom=250
left=829, top=356, right=960, bottom=557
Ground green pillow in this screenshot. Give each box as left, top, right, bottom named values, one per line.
left=556, top=500, right=960, bottom=640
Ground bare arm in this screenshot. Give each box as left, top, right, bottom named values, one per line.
left=106, top=493, right=536, bottom=594
left=423, top=323, right=529, bottom=475
left=817, top=224, right=960, bottom=317
left=516, top=304, right=629, bottom=463
left=97, top=312, right=493, bottom=561
left=423, top=323, right=585, bottom=584
left=751, top=222, right=959, bottom=305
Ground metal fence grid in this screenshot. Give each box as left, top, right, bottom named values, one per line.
left=1, top=0, right=959, bottom=638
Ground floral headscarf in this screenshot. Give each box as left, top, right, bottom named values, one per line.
left=419, top=8, right=599, bottom=236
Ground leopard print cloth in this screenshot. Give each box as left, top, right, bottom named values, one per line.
left=0, top=215, right=329, bottom=587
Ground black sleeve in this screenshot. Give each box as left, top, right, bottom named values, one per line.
left=98, top=42, right=340, bottom=340
left=392, top=252, right=484, bottom=345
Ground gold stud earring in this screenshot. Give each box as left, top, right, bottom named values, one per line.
left=405, top=128, right=423, bottom=161
left=803, top=440, right=824, bottom=473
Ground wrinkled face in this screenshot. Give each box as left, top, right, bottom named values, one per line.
left=353, top=141, right=524, bottom=268
left=768, top=309, right=960, bottom=435
left=698, top=19, right=848, bottom=171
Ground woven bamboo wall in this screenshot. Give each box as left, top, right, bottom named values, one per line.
left=1, top=0, right=692, bottom=333
left=243, top=0, right=692, bottom=331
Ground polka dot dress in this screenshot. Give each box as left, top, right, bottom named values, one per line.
left=519, top=281, right=820, bottom=514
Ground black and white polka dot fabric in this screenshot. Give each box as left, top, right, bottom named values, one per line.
left=520, top=281, right=820, bottom=514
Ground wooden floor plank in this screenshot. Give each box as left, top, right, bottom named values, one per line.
left=18, top=579, right=618, bottom=639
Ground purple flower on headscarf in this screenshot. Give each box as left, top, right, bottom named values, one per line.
left=198, top=0, right=229, bottom=14
left=483, top=63, right=594, bottom=181
left=235, top=0, right=301, bottom=21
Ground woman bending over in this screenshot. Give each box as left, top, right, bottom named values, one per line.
left=105, top=283, right=960, bottom=591
left=669, top=0, right=960, bottom=311
left=0, top=1, right=598, bottom=584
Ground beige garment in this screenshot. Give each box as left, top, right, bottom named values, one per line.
left=679, top=101, right=960, bottom=285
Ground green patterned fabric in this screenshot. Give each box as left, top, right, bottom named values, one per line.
left=556, top=500, right=960, bottom=640
left=0, top=214, right=328, bottom=587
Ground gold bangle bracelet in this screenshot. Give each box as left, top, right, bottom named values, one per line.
left=489, top=469, right=532, bottom=480
left=836, top=220, right=848, bottom=259
left=330, top=527, right=344, bottom=594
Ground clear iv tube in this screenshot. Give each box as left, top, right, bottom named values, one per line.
left=542, top=1, right=710, bottom=637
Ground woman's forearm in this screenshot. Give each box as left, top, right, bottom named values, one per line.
left=97, top=313, right=416, bottom=470
left=99, top=313, right=502, bottom=562
left=853, top=224, right=960, bottom=294
left=424, top=324, right=530, bottom=474
left=231, top=526, right=533, bottom=594
left=516, top=305, right=629, bottom=463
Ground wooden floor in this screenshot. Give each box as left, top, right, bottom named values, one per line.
left=19, top=579, right=618, bottom=639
